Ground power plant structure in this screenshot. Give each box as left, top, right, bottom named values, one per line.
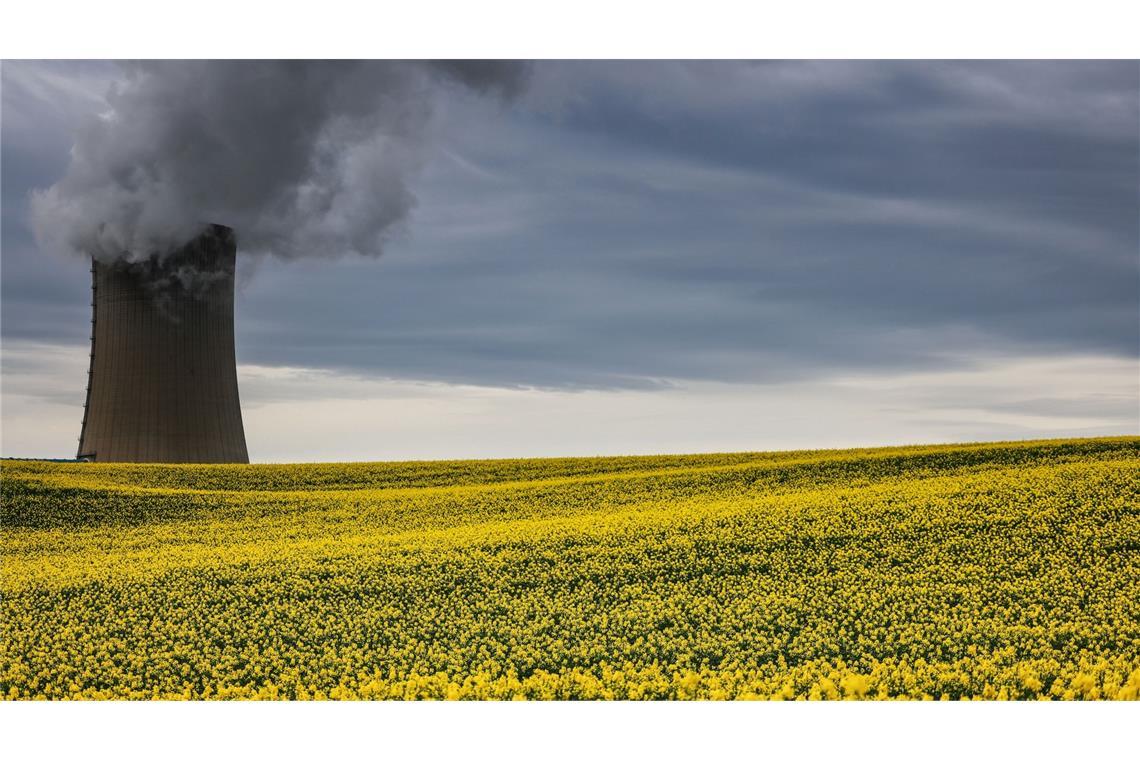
left=77, top=224, right=249, bottom=463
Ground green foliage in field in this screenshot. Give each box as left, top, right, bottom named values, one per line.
left=2, top=438, right=1139, bottom=700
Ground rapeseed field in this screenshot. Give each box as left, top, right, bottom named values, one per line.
left=2, top=437, right=1138, bottom=700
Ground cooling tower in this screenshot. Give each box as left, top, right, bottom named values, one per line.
left=77, top=224, right=249, bottom=463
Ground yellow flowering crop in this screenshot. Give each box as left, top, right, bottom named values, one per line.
left=2, top=437, right=1138, bottom=700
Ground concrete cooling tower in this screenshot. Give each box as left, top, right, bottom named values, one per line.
left=77, top=224, right=249, bottom=463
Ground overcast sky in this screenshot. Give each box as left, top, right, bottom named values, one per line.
left=2, top=60, right=1137, bottom=461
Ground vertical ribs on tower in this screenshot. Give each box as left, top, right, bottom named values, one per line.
left=77, top=224, right=249, bottom=463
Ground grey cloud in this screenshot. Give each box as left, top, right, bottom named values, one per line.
left=527, top=62, right=1137, bottom=243
left=27, top=60, right=527, bottom=264
left=951, top=395, right=1139, bottom=421
left=429, top=60, right=531, bottom=98
left=3, top=60, right=1138, bottom=400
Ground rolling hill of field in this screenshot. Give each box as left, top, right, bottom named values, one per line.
left=2, top=437, right=1139, bottom=700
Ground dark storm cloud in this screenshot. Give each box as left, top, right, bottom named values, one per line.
left=429, top=60, right=531, bottom=98
left=2, top=60, right=1138, bottom=394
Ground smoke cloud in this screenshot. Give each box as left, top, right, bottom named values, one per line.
left=30, top=60, right=529, bottom=263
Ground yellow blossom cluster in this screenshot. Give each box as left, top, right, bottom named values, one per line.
left=2, top=437, right=1138, bottom=700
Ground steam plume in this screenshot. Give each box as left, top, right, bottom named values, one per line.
left=30, top=60, right=528, bottom=263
